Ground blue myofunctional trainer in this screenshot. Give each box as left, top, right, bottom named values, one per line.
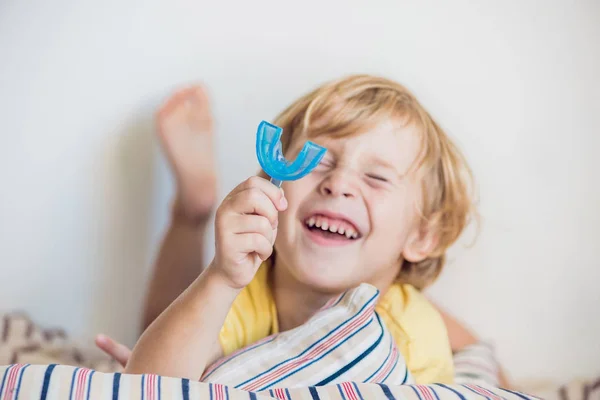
left=255, top=120, right=327, bottom=187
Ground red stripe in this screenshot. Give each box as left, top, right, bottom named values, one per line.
left=320, top=293, right=344, bottom=311
left=82, top=368, right=91, bottom=400
left=152, top=374, right=157, bottom=400
left=373, top=347, right=398, bottom=382
left=467, top=384, right=502, bottom=400
left=214, top=383, right=223, bottom=400
left=147, top=374, right=154, bottom=400
left=75, top=368, right=84, bottom=400
left=75, top=368, right=90, bottom=400
left=5, top=365, right=18, bottom=400
left=418, top=385, right=435, bottom=400
left=274, top=388, right=286, bottom=399
left=244, top=305, right=375, bottom=391
left=5, top=364, right=22, bottom=400
left=381, top=347, right=399, bottom=381
left=342, top=382, right=358, bottom=400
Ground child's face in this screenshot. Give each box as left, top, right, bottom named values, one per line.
left=274, top=119, right=428, bottom=294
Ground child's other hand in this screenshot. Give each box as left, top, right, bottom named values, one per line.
left=95, top=334, right=131, bottom=368
left=210, top=176, right=287, bottom=289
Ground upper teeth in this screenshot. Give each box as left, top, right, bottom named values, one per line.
left=306, top=216, right=358, bottom=239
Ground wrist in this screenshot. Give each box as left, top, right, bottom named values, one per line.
left=202, top=261, right=243, bottom=296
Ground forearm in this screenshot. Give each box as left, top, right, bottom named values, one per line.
left=126, top=266, right=235, bottom=379
left=142, top=198, right=210, bottom=331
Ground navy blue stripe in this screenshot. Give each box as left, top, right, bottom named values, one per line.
left=14, top=364, right=30, bottom=400
left=86, top=370, right=95, bottom=400
left=261, top=316, right=375, bottom=390
left=498, top=387, right=536, bottom=399
left=236, top=292, right=378, bottom=389
left=68, top=367, right=80, bottom=400
left=378, top=384, right=396, bottom=400
left=112, top=373, right=121, bottom=400
left=248, top=391, right=258, bottom=400
left=0, top=365, right=11, bottom=398
left=158, top=375, right=162, bottom=400
left=337, top=384, right=347, bottom=400
left=434, top=384, right=467, bottom=400
left=330, top=290, right=349, bottom=309
left=309, top=387, right=320, bottom=399
left=365, top=339, right=393, bottom=381
left=209, top=383, right=213, bottom=400
left=285, top=388, right=292, bottom=400
left=380, top=352, right=399, bottom=383
left=141, top=375, right=146, bottom=400
left=430, top=386, right=441, bottom=400
left=225, top=384, right=229, bottom=400
left=269, top=389, right=275, bottom=398
left=315, top=314, right=384, bottom=386
left=352, top=382, right=365, bottom=400
left=181, top=379, right=189, bottom=400
left=40, top=364, right=57, bottom=400
left=410, top=385, right=424, bottom=400
left=401, top=364, right=409, bottom=384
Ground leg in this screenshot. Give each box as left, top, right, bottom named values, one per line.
left=142, top=85, right=218, bottom=331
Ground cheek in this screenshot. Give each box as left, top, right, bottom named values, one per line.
left=281, top=179, right=316, bottom=208
left=369, top=195, right=412, bottom=243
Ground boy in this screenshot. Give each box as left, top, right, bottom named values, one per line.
left=120, top=75, right=475, bottom=384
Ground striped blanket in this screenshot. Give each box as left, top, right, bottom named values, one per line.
left=0, top=363, right=538, bottom=400
left=1, top=312, right=598, bottom=399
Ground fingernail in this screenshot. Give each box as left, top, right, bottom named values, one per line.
left=280, top=196, right=287, bottom=209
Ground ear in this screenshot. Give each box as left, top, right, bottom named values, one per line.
left=402, top=224, right=439, bottom=263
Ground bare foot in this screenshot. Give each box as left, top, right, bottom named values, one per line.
left=156, top=85, right=217, bottom=220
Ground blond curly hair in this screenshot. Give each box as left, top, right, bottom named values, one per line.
left=260, top=74, right=476, bottom=290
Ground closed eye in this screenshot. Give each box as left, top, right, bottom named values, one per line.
left=367, top=174, right=389, bottom=183
left=318, top=159, right=334, bottom=168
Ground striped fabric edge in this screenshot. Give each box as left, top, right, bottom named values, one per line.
left=235, top=291, right=380, bottom=391
left=203, top=289, right=352, bottom=381
left=203, top=284, right=411, bottom=390
left=453, top=342, right=500, bottom=388
left=0, top=364, right=544, bottom=400
left=0, top=363, right=30, bottom=400
left=236, top=303, right=375, bottom=391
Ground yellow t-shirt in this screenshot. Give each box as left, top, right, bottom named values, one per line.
left=218, top=263, right=454, bottom=384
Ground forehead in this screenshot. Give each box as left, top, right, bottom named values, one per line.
left=290, top=119, right=423, bottom=175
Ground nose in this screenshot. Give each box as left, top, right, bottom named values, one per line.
left=318, top=170, right=357, bottom=198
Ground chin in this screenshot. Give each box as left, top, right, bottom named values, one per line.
left=286, top=253, right=363, bottom=294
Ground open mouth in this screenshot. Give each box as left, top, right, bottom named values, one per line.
left=303, top=214, right=361, bottom=241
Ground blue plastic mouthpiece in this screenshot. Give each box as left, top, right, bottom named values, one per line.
left=256, top=120, right=327, bottom=187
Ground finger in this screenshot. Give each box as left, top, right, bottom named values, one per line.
left=95, top=334, right=132, bottom=367
left=229, top=187, right=280, bottom=229
left=231, top=215, right=275, bottom=244
left=231, top=176, right=287, bottom=212
left=234, top=233, right=274, bottom=262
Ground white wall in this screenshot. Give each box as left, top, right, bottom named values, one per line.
left=1, top=0, right=598, bottom=384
